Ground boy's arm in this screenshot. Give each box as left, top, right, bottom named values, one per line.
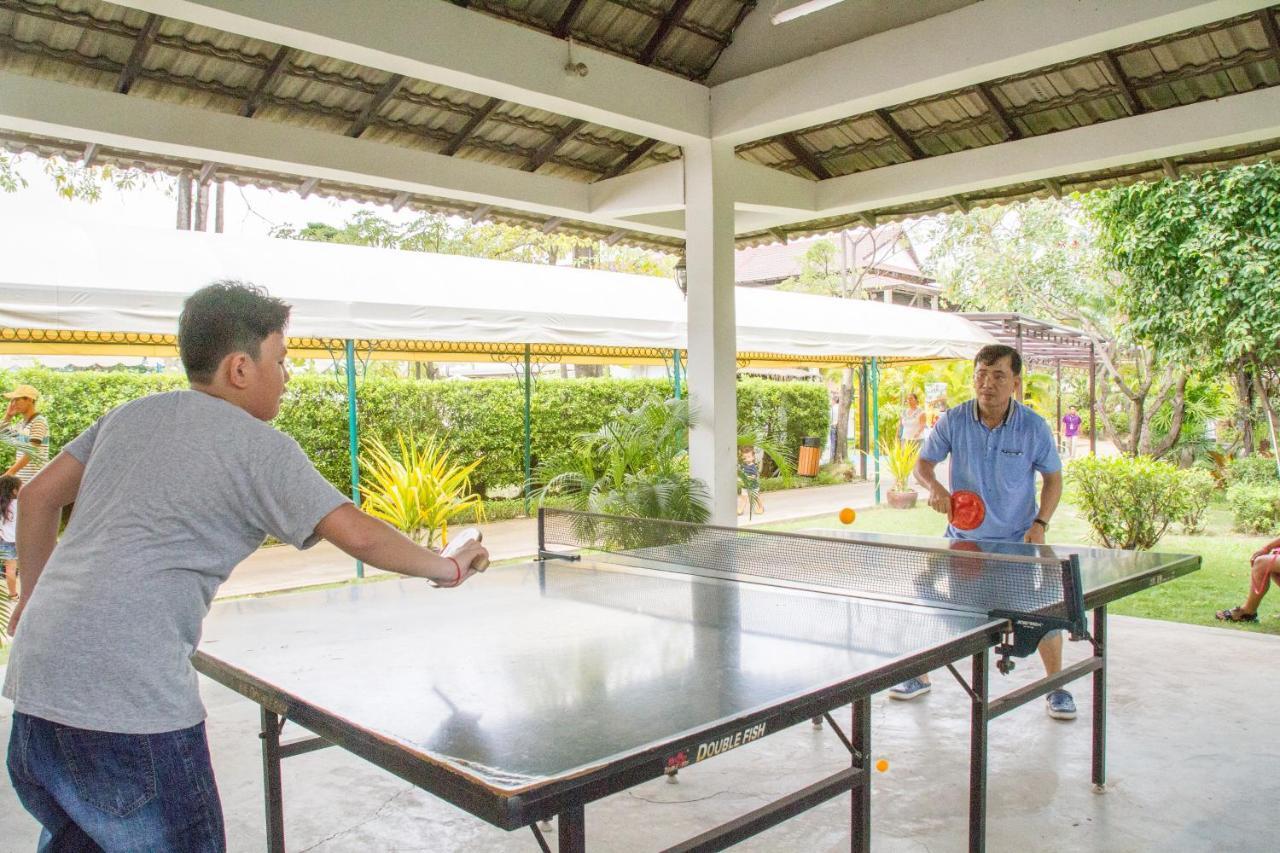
left=315, top=504, right=486, bottom=586
left=8, top=452, right=84, bottom=635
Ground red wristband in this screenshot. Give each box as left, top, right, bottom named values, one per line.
left=446, top=556, right=462, bottom=585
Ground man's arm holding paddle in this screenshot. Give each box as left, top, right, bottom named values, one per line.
left=914, top=457, right=951, bottom=515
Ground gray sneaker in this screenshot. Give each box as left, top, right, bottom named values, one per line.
left=889, top=676, right=931, bottom=700
left=1046, top=689, right=1077, bottom=720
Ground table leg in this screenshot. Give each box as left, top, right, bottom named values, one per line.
left=260, top=708, right=286, bottom=853
left=850, top=696, right=870, bottom=853
left=1092, top=606, right=1107, bottom=792
left=969, top=650, right=988, bottom=853
left=558, top=803, right=585, bottom=853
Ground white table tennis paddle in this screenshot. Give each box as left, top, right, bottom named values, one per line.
left=442, top=527, right=488, bottom=571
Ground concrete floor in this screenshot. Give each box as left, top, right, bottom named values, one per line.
left=2, top=614, right=1275, bottom=852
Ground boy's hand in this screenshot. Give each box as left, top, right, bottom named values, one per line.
left=432, top=541, right=490, bottom=588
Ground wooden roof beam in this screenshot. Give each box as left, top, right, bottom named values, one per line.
left=1259, top=8, right=1280, bottom=60
left=197, top=161, right=217, bottom=184
left=874, top=109, right=924, bottom=160
left=390, top=191, right=411, bottom=211
left=600, top=138, right=658, bottom=180
left=541, top=217, right=565, bottom=234
left=347, top=74, right=406, bottom=138
left=973, top=83, right=1021, bottom=141
left=523, top=119, right=585, bottom=172
left=115, top=14, right=160, bottom=95
left=638, top=0, right=693, bottom=66
left=81, top=142, right=99, bottom=167
left=469, top=204, right=493, bottom=222
left=239, top=46, right=292, bottom=119
left=442, top=97, right=500, bottom=156
left=553, top=0, right=589, bottom=38
left=297, top=176, right=320, bottom=198
left=778, top=134, right=830, bottom=180
left=1100, top=51, right=1144, bottom=116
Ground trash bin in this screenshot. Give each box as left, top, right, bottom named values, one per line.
left=797, top=436, right=821, bottom=477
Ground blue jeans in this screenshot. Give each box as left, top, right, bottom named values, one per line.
left=7, top=712, right=225, bottom=852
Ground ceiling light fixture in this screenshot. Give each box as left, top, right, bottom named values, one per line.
left=771, top=0, right=848, bottom=26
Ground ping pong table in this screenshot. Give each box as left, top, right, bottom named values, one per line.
left=193, top=509, right=1198, bottom=852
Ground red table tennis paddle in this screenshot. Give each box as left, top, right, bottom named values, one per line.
left=949, top=490, right=986, bottom=531
left=949, top=539, right=985, bottom=577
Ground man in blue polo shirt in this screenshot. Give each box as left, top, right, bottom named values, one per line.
left=889, top=344, right=1073, bottom=719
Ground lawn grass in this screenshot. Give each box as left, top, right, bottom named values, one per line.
left=763, top=502, right=1280, bottom=636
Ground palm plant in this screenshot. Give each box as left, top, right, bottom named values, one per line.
left=360, top=432, right=485, bottom=549
left=878, top=435, right=921, bottom=493
left=534, top=397, right=710, bottom=523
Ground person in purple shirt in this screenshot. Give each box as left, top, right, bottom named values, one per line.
left=1062, top=405, right=1082, bottom=458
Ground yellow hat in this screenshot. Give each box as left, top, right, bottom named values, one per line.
left=3, top=384, right=40, bottom=401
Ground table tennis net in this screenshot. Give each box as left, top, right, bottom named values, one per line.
left=539, top=509, right=1078, bottom=621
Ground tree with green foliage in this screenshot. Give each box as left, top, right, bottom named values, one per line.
left=272, top=210, right=672, bottom=277
left=777, top=239, right=842, bottom=296
left=926, top=197, right=1191, bottom=458
left=0, top=152, right=156, bottom=202
left=1086, top=161, right=1280, bottom=456
left=780, top=227, right=918, bottom=462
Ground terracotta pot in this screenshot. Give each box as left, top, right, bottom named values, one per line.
left=887, top=490, right=918, bottom=509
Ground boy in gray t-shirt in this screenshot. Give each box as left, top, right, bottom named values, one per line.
left=4, top=282, right=488, bottom=851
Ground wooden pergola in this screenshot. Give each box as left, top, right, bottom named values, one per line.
left=961, top=312, right=1102, bottom=455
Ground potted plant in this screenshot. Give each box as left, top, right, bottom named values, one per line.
left=880, top=436, right=922, bottom=509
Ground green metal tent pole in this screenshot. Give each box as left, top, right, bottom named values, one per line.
left=858, top=362, right=869, bottom=480
left=523, top=344, right=532, bottom=516
left=345, top=339, right=364, bottom=579
left=672, top=349, right=682, bottom=400
left=871, top=357, right=881, bottom=506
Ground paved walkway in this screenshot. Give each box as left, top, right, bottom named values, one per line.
left=216, top=477, right=890, bottom=599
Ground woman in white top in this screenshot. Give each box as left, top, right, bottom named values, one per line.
left=900, top=392, right=927, bottom=442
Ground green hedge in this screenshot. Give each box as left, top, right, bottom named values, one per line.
left=1066, top=454, right=1193, bottom=550
left=1226, top=456, right=1279, bottom=488
left=1, top=369, right=828, bottom=497
left=1225, top=483, right=1280, bottom=534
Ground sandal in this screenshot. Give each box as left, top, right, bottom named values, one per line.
left=1215, top=607, right=1258, bottom=623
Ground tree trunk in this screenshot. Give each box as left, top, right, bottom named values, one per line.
left=194, top=179, right=210, bottom=231
left=176, top=171, right=192, bottom=230
left=834, top=367, right=854, bottom=463
left=214, top=181, right=225, bottom=233
left=1234, top=368, right=1255, bottom=454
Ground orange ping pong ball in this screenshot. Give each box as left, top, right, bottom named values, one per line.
left=875, top=759, right=889, bottom=773
left=839, top=507, right=856, bottom=525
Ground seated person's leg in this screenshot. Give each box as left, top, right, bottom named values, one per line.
left=1218, top=552, right=1280, bottom=621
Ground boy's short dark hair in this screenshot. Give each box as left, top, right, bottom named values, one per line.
left=178, top=281, right=291, bottom=384
left=974, top=344, right=1022, bottom=376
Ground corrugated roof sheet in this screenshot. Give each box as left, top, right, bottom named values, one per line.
left=2, top=1, right=1278, bottom=250
left=737, top=5, right=1280, bottom=245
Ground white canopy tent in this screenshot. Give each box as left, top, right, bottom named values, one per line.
left=0, top=222, right=995, bottom=364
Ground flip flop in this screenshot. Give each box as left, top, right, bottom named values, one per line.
left=1215, top=607, right=1258, bottom=623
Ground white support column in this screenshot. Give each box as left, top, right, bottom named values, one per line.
left=683, top=140, right=738, bottom=525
